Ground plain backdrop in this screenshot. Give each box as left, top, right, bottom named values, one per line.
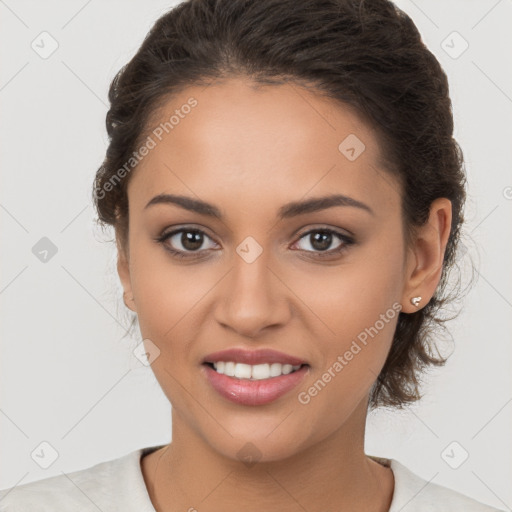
left=0, top=0, right=511, bottom=509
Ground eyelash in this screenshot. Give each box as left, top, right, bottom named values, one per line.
left=155, top=227, right=355, bottom=261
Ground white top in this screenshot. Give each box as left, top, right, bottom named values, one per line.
left=0, top=445, right=504, bottom=511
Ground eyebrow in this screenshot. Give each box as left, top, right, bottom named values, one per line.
left=144, top=193, right=374, bottom=219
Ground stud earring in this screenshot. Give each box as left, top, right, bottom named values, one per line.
left=411, top=296, right=422, bottom=307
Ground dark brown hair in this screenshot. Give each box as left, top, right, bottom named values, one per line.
left=92, top=0, right=467, bottom=408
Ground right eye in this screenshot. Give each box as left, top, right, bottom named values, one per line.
left=156, top=227, right=219, bottom=259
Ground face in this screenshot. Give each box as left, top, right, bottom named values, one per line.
left=118, top=77, right=417, bottom=462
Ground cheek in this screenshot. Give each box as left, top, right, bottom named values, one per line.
left=128, top=245, right=208, bottom=405
left=286, top=230, right=405, bottom=344
left=291, top=232, right=404, bottom=408
left=127, top=238, right=202, bottom=342
left=294, top=287, right=401, bottom=434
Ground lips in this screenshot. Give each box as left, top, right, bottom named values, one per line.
left=202, top=364, right=309, bottom=406
left=202, top=348, right=307, bottom=366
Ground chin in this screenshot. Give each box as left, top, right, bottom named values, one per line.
left=193, top=411, right=324, bottom=466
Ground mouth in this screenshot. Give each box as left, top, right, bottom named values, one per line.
left=201, top=348, right=310, bottom=406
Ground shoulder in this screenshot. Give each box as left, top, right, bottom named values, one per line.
left=0, top=447, right=153, bottom=512
left=388, top=458, right=505, bottom=512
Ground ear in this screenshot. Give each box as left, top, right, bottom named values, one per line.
left=116, top=235, right=137, bottom=313
left=400, top=197, right=452, bottom=314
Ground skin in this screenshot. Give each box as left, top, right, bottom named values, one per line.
left=117, top=77, right=452, bottom=512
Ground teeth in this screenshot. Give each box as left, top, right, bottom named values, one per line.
left=211, top=362, right=301, bottom=380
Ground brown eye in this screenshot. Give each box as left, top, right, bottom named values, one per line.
left=176, top=231, right=204, bottom=251
left=293, top=229, right=354, bottom=258
left=157, top=228, right=218, bottom=258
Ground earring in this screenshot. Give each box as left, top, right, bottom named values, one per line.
left=411, top=296, right=422, bottom=307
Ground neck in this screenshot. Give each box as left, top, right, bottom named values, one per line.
left=141, top=399, right=394, bottom=512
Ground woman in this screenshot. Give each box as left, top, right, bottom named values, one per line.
left=0, top=0, right=504, bottom=510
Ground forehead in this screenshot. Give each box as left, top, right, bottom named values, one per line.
left=128, top=77, right=401, bottom=218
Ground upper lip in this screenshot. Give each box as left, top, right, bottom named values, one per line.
left=202, top=348, right=307, bottom=366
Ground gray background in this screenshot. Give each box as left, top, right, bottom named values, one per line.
left=1, top=0, right=511, bottom=509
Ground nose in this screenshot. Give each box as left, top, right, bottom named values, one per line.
left=214, top=249, right=292, bottom=338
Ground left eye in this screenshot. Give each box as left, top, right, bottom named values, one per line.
left=293, top=229, right=354, bottom=255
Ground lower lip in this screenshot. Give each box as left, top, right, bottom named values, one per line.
left=202, top=364, right=309, bottom=406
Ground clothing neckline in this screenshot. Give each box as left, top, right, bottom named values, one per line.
left=136, top=444, right=397, bottom=511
